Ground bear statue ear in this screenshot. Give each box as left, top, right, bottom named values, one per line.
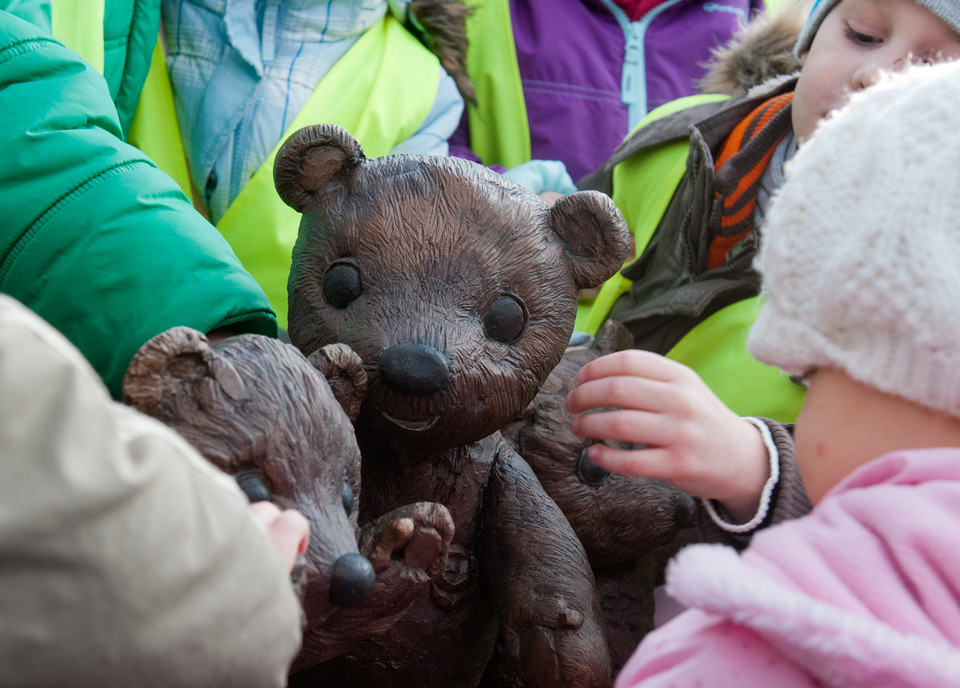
left=594, top=320, right=635, bottom=356
left=122, top=326, right=233, bottom=412
left=306, top=343, right=368, bottom=423
left=274, top=124, right=366, bottom=212
left=549, top=190, right=631, bottom=290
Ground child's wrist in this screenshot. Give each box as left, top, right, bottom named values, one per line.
left=703, top=417, right=780, bottom=533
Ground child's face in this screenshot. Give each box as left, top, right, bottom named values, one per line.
left=792, top=0, right=960, bottom=143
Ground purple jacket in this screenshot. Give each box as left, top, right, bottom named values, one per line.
left=617, top=448, right=960, bottom=687
left=452, top=0, right=766, bottom=183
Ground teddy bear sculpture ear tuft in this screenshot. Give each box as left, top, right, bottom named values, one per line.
left=274, top=124, right=366, bottom=213
left=306, top=344, right=367, bottom=423
left=549, top=191, right=631, bottom=290
left=122, top=326, right=222, bottom=411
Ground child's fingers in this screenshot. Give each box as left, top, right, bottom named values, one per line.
left=571, top=408, right=676, bottom=447
left=272, top=509, right=311, bottom=551
left=575, top=349, right=683, bottom=384
left=586, top=443, right=680, bottom=482
left=271, top=510, right=311, bottom=572
left=249, top=502, right=310, bottom=572
left=588, top=442, right=723, bottom=496
left=565, top=374, right=671, bottom=415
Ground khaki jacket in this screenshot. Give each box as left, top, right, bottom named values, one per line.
left=0, top=295, right=301, bottom=687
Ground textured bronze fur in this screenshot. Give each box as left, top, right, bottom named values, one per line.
left=277, top=123, right=630, bottom=688
left=502, top=322, right=700, bottom=674
left=123, top=328, right=456, bottom=673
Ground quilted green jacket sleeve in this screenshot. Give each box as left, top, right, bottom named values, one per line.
left=2, top=0, right=161, bottom=132
left=0, top=10, right=277, bottom=398
left=101, top=0, right=162, bottom=133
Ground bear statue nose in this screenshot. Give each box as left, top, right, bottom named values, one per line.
left=329, top=552, right=376, bottom=607
left=378, top=343, right=450, bottom=396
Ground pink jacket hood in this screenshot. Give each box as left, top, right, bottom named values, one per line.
left=617, top=448, right=960, bottom=687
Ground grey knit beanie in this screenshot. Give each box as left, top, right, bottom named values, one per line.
left=748, top=61, right=960, bottom=418
left=795, top=0, right=960, bottom=56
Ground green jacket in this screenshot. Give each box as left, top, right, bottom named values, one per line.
left=579, top=76, right=805, bottom=422
left=5, top=0, right=160, bottom=133
left=0, top=9, right=276, bottom=398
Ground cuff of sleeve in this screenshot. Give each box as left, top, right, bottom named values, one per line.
left=701, top=417, right=780, bottom=534
left=502, top=159, right=577, bottom=195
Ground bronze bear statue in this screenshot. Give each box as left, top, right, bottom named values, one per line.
left=275, top=123, right=631, bottom=688
left=502, top=321, right=701, bottom=674
left=123, top=328, right=455, bottom=673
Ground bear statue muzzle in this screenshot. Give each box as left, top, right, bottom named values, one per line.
left=377, top=343, right=450, bottom=396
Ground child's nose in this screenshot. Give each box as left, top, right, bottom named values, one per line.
left=852, top=54, right=908, bottom=91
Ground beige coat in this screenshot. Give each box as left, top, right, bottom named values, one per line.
left=0, top=295, right=301, bottom=687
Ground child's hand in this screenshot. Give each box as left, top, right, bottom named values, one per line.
left=248, top=501, right=310, bottom=572
left=565, top=349, right=769, bottom=522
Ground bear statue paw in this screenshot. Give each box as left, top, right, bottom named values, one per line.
left=360, top=502, right=454, bottom=588
left=497, top=595, right=608, bottom=688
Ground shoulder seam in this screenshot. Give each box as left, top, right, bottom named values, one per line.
left=0, top=35, right=61, bottom=67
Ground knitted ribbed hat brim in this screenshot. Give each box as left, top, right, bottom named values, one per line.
left=795, top=0, right=960, bottom=57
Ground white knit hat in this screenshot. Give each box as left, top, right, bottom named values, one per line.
left=747, top=60, right=960, bottom=418
left=795, top=0, right=960, bottom=56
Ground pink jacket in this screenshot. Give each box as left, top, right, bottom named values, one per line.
left=617, top=448, right=960, bottom=687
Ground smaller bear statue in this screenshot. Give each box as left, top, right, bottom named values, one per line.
left=501, top=321, right=701, bottom=674
left=122, top=327, right=455, bottom=673
left=274, top=123, right=632, bottom=688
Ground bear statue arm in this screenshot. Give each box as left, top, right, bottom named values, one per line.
left=478, top=440, right=611, bottom=688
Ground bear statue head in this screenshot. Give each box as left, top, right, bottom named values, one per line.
left=122, top=329, right=375, bottom=640
left=275, top=124, right=631, bottom=455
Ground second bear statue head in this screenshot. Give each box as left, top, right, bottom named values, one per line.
left=122, top=328, right=455, bottom=673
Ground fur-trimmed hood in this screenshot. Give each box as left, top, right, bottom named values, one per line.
left=698, top=0, right=805, bottom=96
left=407, top=0, right=475, bottom=102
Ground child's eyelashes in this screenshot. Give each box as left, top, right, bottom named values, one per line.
left=844, top=24, right=882, bottom=45
left=841, top=22, right=941, bottom=65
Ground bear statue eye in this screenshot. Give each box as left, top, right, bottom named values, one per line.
left=483, top=295, right=526, bottom=343
left=341, top=479, right=355, bottom=515
left=578, top=439, right=646, bottom=485
left=236, top=473, right=272, bottom=503
left=578, top=445, right=610, bottom=485
left=323, top=262, right=362, bottom=309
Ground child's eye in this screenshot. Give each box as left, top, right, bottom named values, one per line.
left=845, top=25, right=882, bottom=45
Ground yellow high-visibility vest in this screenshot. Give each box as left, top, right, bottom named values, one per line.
left=214, top=16, right=440, bottom=327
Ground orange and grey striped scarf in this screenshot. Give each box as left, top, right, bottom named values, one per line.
left=708, top=91, right=794, bottom=271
